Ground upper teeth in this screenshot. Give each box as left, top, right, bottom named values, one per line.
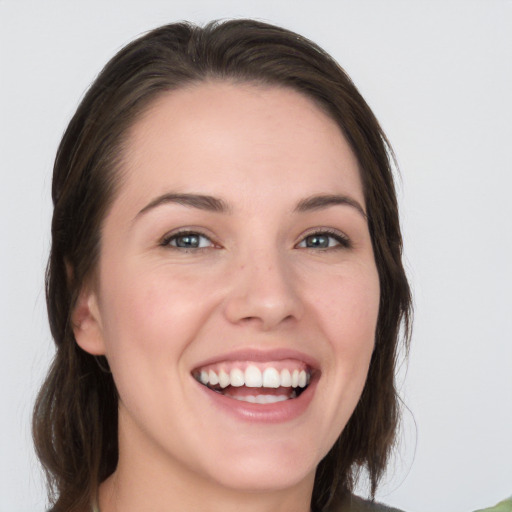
left=197, top=365, right=310, bottom=389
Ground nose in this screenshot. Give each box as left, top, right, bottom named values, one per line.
left=223, top=251, right=304, bottom=331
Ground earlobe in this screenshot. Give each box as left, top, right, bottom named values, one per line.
left=72, top=286, right=107, bottom=356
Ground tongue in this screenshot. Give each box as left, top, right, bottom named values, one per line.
left=222, top=385, right=293, bottom=398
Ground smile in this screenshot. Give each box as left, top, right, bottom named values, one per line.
left=193, top=361, right=312, bottom=404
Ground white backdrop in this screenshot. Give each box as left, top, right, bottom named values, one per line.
left=1, top=1, right=511, bottom=511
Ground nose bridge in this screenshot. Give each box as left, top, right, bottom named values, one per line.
left=223, top=242, right=303, bottom=329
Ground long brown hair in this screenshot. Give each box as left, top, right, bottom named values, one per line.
left=33, top=19, right=412, bottom=512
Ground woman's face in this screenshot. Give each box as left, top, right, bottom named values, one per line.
left=76, top=82, right=380, bottom=494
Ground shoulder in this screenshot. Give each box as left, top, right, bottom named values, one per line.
left=473, top=497, right=512, bottom=512
left=328, top=494, right=405, bottom=512
left=328, top=495, right=512, bottom=512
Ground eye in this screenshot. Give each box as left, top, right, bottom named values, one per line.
left=161, top=231, right=215, bottom=250
left=296, top=230, right=351, bottom=250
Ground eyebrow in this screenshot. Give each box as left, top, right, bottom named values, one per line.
left=136, top=193, right=230, bottom=219
left=135, top=192, right=366, bottom=220
left=295, top=194, right=367, bottom=219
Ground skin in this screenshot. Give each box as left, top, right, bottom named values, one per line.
left=73, top=82, right=380, bottom=512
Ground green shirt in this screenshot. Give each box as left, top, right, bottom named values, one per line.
left=473, top=497, right=512, bottom=512
left=91, top=496, right=512, bottom=511
left=332, top=496, right=512, bottom=512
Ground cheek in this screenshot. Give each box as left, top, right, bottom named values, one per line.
left=94, top=270, right=212, bottom=425
left=312, top=263, right=380, bottom=347
left=308, top=265, right=379, bottom=404
left=336, top=273, right=379, bottom=376
left=96, top=264, right=222, bottom=371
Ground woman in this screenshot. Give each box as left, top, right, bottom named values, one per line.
left=33, top=19, right=412, bottom=512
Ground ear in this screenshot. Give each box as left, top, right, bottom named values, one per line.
left=72, top=284, right=107, bottom=356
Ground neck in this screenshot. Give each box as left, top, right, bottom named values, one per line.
left=99, top=472, right=314, bottom=512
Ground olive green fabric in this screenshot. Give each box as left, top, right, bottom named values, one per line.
left=332, top=493, right=405, bottom=511
left=331, top=495, right=512, bottom=512
left=473, top=497, right=512, bottom=512
left=91, top=495, right=512, bottom=511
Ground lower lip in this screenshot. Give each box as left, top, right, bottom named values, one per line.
left=194, top=377, right=318, bottom=423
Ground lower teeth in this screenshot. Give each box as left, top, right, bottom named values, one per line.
left=205, top=384, right=304, bottom=403
left=229, top=394, right=290, bottom=404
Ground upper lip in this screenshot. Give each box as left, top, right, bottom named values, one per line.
left=191, top=348, right=320, bottom=373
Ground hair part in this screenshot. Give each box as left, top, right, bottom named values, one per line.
left=33, top=19, right=412, bottom=512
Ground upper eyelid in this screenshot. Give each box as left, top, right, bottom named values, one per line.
left=161, top=226, right=213, bottom=238
left=160, top=228, right=216, bottom=246
left=296, top=227, right=350, bottom=242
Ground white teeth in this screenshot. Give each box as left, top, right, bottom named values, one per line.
left=230, top=368, right=244, bottom=387
left=244, top=365, right=263, bottom=387
left=242, top=395, right=257, bottom=403
left=231, top=394, right=289, bottom=404
left=255, top=394, right=289, bottom=404
left=196, top=365, right=311, bottom=389
left=218, top=369, right=230, bottom=388
left=208, top=370, right=219, bottom=386
left=280, top=369, right=292, bottom=387
left=262, top=367, right=280, bottom=388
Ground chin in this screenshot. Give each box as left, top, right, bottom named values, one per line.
left=210, top=458, right=315, bottom=493
left=195, top=435, right=323, bottom=493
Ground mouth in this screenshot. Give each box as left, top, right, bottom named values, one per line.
left=192, top=361, right=312, bottom=404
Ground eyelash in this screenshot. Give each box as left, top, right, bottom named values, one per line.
left=296, top=229, right=351, bottom=250
left=160, top=228, right=351, bottom=252
left=160, top=230, right=216, bottom=251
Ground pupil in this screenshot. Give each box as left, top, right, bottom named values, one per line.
left=307, top=235, right=329, bottom=248
left=176, top=234, right=199, bottom=248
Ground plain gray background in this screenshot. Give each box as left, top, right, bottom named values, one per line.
left=1, top=1, right=511, bottom=511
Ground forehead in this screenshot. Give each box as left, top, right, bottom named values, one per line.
left=119, top=81, right=363, bottom=208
